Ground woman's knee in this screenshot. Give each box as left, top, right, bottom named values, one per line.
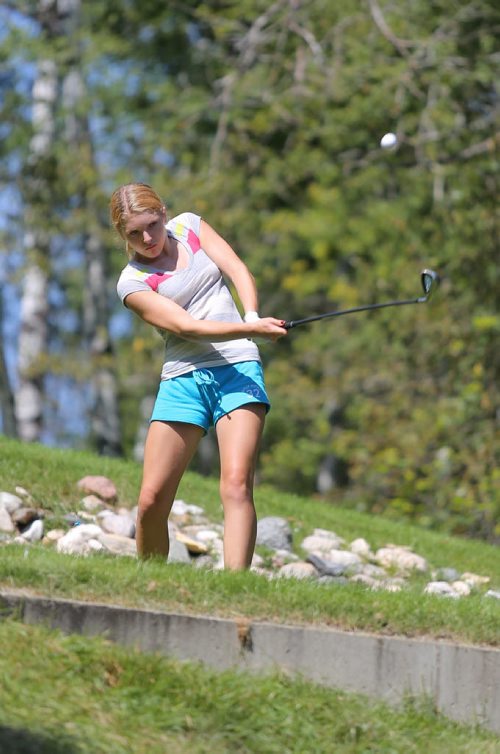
left=220, top=472, right=253, bottom=507
left=137, top=485, right=171, bottom=519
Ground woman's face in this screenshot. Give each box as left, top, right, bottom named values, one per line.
left=124, top=209, right=167, bottom=261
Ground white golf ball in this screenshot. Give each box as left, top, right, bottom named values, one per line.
left=380, top=132, right=398, bottom=150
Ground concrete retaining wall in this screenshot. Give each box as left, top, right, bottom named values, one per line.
left=1, top=590, right=498, bottom=734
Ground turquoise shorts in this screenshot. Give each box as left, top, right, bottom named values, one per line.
left=150, top=360, right=270, bottom=432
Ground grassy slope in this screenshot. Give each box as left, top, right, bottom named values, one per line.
left=0, top=437, right=499, bottom=646
left=1, top=620, right=498, bottom=754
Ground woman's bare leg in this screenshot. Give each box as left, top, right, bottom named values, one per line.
left=215, top=404, right=266, bottom=570
left=136, top=421, right=203, bottom=559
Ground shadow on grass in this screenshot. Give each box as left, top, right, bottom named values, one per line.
left=0, top=725, right=84, bottom=754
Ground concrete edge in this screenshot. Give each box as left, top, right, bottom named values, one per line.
left=1, top=589, right=499, bottom=734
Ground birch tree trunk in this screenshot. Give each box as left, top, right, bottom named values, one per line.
left=15, top=39, right=58, bottom=441
left=61, top=0, right=123, bottom=456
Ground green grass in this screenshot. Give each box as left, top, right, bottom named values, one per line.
left=1, top=437, right=499, bottom=646
left=0, top=619, right=498, bottom=754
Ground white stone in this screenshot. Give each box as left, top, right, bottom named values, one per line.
left=301, top=535, right=337, bottom=554
left=424, top=581, right=460, bottom=598
left=20, top=519, right=44, bottom=542
left=461, top=572, right=490, bottom=587
left=0, top=492, right=24, bottom=514
left=56, top=524, right=104, bottom=555
left=45, top=529, right=65, bottom=542
left=375, top=545, right=428, bottom=573
left=326, top=549, right=362, bottom=567
left=97, top=511, right=135, bottom=539
left=185, top=503, right=205, bottom=516
left=171, top=499, right=189, bottom=515
left=485, top=590, right=500, bottom=600
left=451, top=580, right=471, bottom=596
left=0, top=507, right=14, bottom=533
left=350, top=538, right=373, bottom=558
left=81, top=495, right=103, bottom=512
left=278, top=562, right=317, bottom=580
left=76, top=511, right=97, bottom=522
left=88, top=538, right=105, bottom=552
left=15, top=486, right=31, bottom=498
left=195, top=529, right=220, bottom=543
left=99, top=533, right=136, bottom=557
left=361, top=563, right=386, bottom=579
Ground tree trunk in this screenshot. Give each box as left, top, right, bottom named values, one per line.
left=15, top=39, right=57, bottom=440
left=61, top=2, right=123, bottom=456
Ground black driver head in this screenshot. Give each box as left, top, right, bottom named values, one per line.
left=421, top=269, right=440, bottom=300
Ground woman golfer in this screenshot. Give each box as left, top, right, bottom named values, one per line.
left=111, top=183, right=287, bottom=569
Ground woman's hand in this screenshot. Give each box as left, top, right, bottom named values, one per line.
left=247, top=317, right=288, bottom=341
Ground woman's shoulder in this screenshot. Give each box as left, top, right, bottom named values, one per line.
left=167, top=211, right=201, bottom=236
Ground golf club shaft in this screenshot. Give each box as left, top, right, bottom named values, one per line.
left=284, top=296, right=426, bottom=330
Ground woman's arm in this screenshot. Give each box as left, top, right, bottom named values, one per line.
left=199, top=219, right=259, bottom=316
left=124, top=290, right=286, bottom=342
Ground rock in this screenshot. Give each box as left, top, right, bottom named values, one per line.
left=56, top=524, right=104, bottom=556
left=11, top=508, right=41, bottom=528
left=306, top=553, right=346, bottom=577
left=197, top=529, right=222, bottom=543
left=375, top=545, right=428, bottom=573
left=350, top=538, right=373, bottom=558
left=76, top=511, right=97, bottom=522
left=0, top=508, right=15, bottom=533
left=76, top=476, right=117, bottom=502
left=15, top=486, right=33, bottom=500
left=301, top=535, right=337, bottom=554
left=97, top=511, right=135, bottom=539
left=63, top=513, right=81, bottom=527
left=326, top=549, right=362, bottom=567
left=81, top=495, right=104, bottom=512
left=271, top=550, right=299, bottom=569
left=171, top=499, right=205, bottom=517
left=424, top=581, right=460, bottom=598
left=313, top=528, right=345, bottom=544
left=167, top=525, right=191, bottom=564
left=278, top=562, right=317, bottom=580
left=256, top=516, right=293, bottom=551
left=44, top=529, right=65, bottom=542
left=0, top=491, right=24, bottom=513
left=175, top=531, right=208, bottom=555
left=485, top=590, right=500, bottom=600
left=360, top=564, right=386, bottom=579
left=19, top=519, right=44, bottom=542
left=434, top=567, right=460, bottom=583
left=301, top=529, right=345, bottom=553
left=88, top=538, right=105, bottom=553
left=99, top=533, right=136, bottom=557
left=461, top=572, right=490, bottom=588
left=451, top=580, right=471, bottom=597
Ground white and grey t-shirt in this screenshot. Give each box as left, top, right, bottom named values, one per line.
left=116, top=212, right=259, bottom=380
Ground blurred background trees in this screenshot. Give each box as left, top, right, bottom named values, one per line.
left=0, top=0, right=498, bottom=539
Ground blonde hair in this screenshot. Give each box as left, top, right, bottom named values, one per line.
left=109, top=182, right=166, bottom=257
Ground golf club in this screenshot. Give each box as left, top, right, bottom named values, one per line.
left=284, top=269, right=440, bottom=330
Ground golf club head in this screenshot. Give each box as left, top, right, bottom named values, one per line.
left=420, top=269, right=440, bottom=301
